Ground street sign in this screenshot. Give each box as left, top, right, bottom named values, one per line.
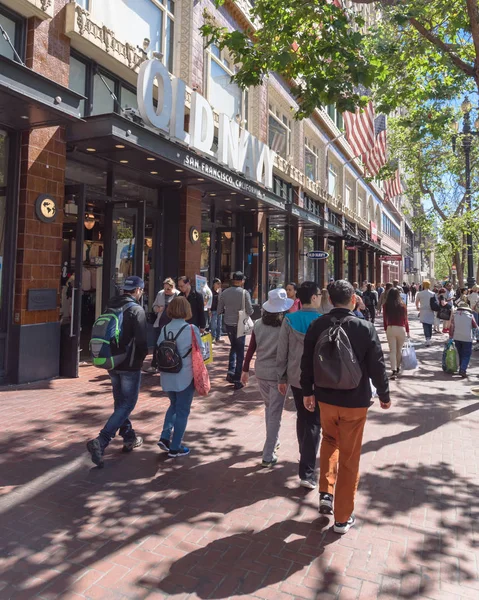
left=307, top=251, right=329, bottom=260
left=379, top=254, right=402, bottom=262
left=345, top=246, right=357, bottom=251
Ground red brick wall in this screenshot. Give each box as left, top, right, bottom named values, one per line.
left=179, top=187, right=202, bottom=279
left=14, top=1, right=71, bottom=326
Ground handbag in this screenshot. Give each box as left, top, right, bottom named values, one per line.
left=191, top=326, right=211, bottom=396
left=237, top=290, right=254, bottom=338
left=401, top=339, right=417, bottom=370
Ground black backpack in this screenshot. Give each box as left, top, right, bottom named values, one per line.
left=430, top=297, right=440, bottom=312
left=156, top=324, right=191, bottom=373
left=313, top=316, right=363, bottom=390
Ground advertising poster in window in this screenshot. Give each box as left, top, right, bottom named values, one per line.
left=195, top=274, right=212, bottom=309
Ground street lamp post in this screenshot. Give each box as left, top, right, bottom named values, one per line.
left=453, top=98, right=479, bottom=288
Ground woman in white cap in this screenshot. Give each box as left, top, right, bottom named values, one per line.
left=241, top=288, right=294, bottom=467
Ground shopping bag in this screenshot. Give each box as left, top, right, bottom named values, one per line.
left=443, top=340, right=458, bottom=374
left=200, top=332, right=213, bottom=365
left=401, top=340, right=418, bottom=371
left=237, top=290, right=254, bottom=338
left=191, top=327, right=211, bottom=396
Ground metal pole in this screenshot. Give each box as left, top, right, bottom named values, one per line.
left=463, top=109, right=476, bottom=287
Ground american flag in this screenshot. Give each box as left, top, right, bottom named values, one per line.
left=343, top=101, right=375, bottom=158
left=384, top=170, right=404, bottom=200
left=363, top=114, right=387, bottom=176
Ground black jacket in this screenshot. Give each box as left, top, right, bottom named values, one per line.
left=180, top=289, right=206, bottom=329
left=106, top=294, right=148, bottom=371
left=300, top=308, right=390, bottom=408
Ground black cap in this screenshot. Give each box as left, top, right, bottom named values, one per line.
left=123, top=276, right=145, bottom=291
left=232, top=271, right=246, bottom=281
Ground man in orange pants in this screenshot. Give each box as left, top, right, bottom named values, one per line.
left=300, top=280, right=391, bottom=534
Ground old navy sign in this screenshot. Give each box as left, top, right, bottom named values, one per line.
left=307, top=251, right=329, bottom=260
left=137, top=60, right=276, bottom=189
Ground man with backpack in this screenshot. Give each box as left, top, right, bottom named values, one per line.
left=300, top=280, right=391, bottom=534
left=87, top=276, right=148, bottom=468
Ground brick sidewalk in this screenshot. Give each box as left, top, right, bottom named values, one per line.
left=1, top=308, right=478, bottom=600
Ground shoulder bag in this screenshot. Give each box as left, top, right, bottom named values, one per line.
left=237, top=290, right=254, bottom=338
left=191, top=326, right=211, bottom=396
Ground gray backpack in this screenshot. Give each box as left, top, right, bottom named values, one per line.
left=313, top=316, right=362, bottom=390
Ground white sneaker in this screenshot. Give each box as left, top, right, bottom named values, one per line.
left=144, top=366, right=157, bottom=373
left=334, top=514, right=356, bottom=534
left=425, top=339, right=431, bottom=347
left=300, top=479, right=316, bottom=490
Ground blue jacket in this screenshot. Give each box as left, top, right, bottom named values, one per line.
left=276, top=308, right=321, bottom=389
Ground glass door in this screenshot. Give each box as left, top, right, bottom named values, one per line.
left=103, top=201, right=145, bottom=305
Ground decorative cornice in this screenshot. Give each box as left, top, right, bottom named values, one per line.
left=1, top=0, right=53, bottom=20
left=65, top=3, right=147, bottom=74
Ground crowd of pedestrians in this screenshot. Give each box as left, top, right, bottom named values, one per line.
left=85, top=271, right=476, bottom=535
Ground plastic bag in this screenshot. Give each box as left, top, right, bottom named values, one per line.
left=401, top=340, right=418, bottom=370
left=191, top=327, right=211, bottom=396
left=443, top=340, right=458, bottom=374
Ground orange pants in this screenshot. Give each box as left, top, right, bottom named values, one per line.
left=319, top=402, right=368, bottom=523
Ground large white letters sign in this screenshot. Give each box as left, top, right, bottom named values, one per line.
left=137, top=60, right=276, bottom=190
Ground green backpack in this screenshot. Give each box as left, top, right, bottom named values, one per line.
left=90, top=302, right=136, bottom=370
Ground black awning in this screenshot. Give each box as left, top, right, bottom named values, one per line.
left=67, top=114, right=287, bottom=214
left=0, top=55, right=84, bottom=130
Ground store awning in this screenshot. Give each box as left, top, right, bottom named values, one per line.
left=0, top=55, right=84, bottom=130
left=67, top=113, right=287, bottom=214
left=288, top=204, right=343, bottom=237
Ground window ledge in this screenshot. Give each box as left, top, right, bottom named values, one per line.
left=2, top=0, right=53, bottom=20
left=65, top=3, right=147, bottom=84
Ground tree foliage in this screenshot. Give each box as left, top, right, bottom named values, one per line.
left=388, top=108, right=479, bottom=284
left=201, top=1, right=478, bottom=117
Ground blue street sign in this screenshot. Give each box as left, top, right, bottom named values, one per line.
left=307, top=251, right=329, bottom=260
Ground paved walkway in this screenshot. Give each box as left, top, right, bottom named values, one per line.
left=1, top=308, right=478, bottom=600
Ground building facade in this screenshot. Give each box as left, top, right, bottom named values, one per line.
left=0, top=0, right=406, bottom=384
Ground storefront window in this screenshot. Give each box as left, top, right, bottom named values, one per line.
left=92, top=72, right=116, bottom=116
left=69, top=56, right=87, bottom=117
left=0, top=7, right=23, bottom=62
left=200, top=233, right=210, bottom=280
left=121, top=85, right=138, bottom=111
left=77, top=0, right=90, bottom=9
left=302, top=236, right=314, bottom=282
left=268, top=227, right=285, bottom=288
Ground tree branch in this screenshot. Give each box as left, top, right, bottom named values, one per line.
left=408, top=18, right=475, bottom=77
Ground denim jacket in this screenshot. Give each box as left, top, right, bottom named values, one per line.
left=157, top=319, right=204, bottom=392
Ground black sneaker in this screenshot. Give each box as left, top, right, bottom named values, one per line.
left=86, top=438, right=104, bottom=468
left=459, top=370, right=468, bottom=378
left=319, top=492, right=333, bottom=515
left=389, top=370, right=397, bottom=380
left=334, top=514, right=356, bottom=534
left=226, top=372, right=235, bottom=384
left=157, top=438, right=170, bottom=452
left=122, top=436, right=143, bottom=453
left=168, top=445, right=190, bottom=458
left=233, top=382, right=244, bottom=390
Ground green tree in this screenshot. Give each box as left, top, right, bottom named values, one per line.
left=388, top=108, right=479, bottom=286
left=202, top=1, right=477, bottom=116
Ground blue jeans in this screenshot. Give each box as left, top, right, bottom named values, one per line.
left=422, top=323, right=433, bottom=340
left=161, top=380, right=195, bottom=451
left=455, top=340, right=473, bottom=372
left=210, top=311, right=223, bottom=341
left=99, top=370, right=141, bottom=449
left=226, top=324, right=246, bottom=382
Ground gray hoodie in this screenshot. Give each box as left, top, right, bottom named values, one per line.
left=276, top=308, right=321, bottom=389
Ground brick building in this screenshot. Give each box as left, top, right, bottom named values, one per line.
left=0, top=0, right=405, bottom=384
